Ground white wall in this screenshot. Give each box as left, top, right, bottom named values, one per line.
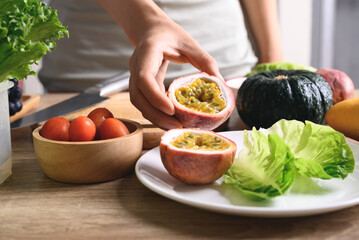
left=23, top=63, right=44, bottom=94
left=278, top=0, right=313, bottom=66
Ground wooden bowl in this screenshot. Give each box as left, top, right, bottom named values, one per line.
left=32, top=118, right=143, bottom=184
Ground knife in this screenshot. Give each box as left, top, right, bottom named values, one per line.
left=11, top=71, right=131, bottom=129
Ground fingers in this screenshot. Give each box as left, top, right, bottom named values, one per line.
left=155, top=59, right=169, bottom=92
left=130, top=45, right=174, bottom=115
left=129, top=43, right=181, bottom=129
left=164, top=36, right=223, bottom=80
left=129, top=85, right=182, bottom=130
left=182, top=46, right=223, bottom=79
left=128, top=25, right=222, bottom=130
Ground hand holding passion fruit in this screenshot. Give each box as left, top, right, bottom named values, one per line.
left=98, top=0, right=225, bottom=130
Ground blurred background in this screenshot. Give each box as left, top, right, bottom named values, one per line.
left=23, top=0, right=359, bottom=94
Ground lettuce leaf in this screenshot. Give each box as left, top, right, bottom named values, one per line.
left=223, top=119, right=355, bottom=200
left=0, top=0, right=68, bottom=82
left=264, top=120, right=355, bottom=179
left=246, top=62, right=317, bottom=77
left=223, top=129, right=295, bottom=200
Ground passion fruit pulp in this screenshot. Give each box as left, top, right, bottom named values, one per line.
left=168, top=72, right=235, bottom=130
left=175, top=78, right=226, bottom=114
left=171, top=132, right=231, bottom=151
left=160, top=128, right=237, bottom=185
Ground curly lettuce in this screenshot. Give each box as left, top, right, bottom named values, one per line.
left=0, top=0, right=68, bottom=82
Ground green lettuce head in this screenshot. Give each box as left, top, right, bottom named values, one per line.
left=223, top=119, right=355, bottom=201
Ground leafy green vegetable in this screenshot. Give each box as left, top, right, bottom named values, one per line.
left=246, top=62, right=317, bottom=77
left=223, top=129, right=295, bottom=200
left=0, top=0, right=68, bottom=82
left=223, top=119, right=355, bottom=200
left=264, top=120, right=355, bottom=179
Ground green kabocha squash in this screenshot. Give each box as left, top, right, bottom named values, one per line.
left=237, top=69, right=333, bottom=128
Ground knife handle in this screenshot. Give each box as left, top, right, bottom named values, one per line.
left=84, top=71, right=131, bottom=96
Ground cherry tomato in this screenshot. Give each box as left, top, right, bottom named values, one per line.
left=87, top=107, right=114, bottom=138
left=69, top=116, right=96, bottom=141
left=40, top=117, right=70, bottom=141
left=99, top=118, right=130, bottom=140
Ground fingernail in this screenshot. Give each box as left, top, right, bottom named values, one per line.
left=164, top=100, right=175, bottom=115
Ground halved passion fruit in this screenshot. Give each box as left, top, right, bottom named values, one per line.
left=168, top=72, right=235, bottom=130
left=160, top=128, right=237, bottom=184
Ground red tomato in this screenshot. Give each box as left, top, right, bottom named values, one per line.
left=99, top=118, right=130, bottom=140
left=87, top=107, right=114, bottom=138
left=40, top=117, right=70, bottom=141
left=69, top=116, right=96, bottom=141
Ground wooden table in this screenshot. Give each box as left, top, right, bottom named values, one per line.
left=1, top=92, right=359, bottom=240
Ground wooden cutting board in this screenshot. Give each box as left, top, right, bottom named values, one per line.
left=10, top=94, right=41, bottom=123
left=62, top=92, right=165, bottom=149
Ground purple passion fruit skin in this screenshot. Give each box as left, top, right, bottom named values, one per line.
left=168, top=72, right=235, bottom=130
left=160, top=128, right=237, bottom=185
left=316, top=68, right=355, bottom=104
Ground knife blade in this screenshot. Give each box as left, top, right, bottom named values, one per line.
left=11, top=71, right=131, bottom=129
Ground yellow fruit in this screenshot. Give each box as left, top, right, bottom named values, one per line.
left=325, top=97, right=359, bottom=140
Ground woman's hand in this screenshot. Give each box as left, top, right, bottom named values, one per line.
left=128, top=19, right=222, bottom=129
left=97, top=0, right=221, bottom=129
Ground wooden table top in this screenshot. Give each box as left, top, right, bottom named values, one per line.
left=2, top=92, right=359, bottom=240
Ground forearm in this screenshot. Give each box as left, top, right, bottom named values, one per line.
left=97, top=0, right=168, bottom=46
left=240, top=0, right=283, bottom=63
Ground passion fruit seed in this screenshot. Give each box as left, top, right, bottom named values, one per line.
left=171, top=132, right=231, bottom=151
left=175, top=78, right=226, bottom=114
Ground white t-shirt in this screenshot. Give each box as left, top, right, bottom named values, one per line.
left=39, top=0, right=257, bottom=91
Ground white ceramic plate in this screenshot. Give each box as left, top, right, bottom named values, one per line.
left=225, top=77, right=246, bottom=100
left=135, top=131, right=359, bottom=217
